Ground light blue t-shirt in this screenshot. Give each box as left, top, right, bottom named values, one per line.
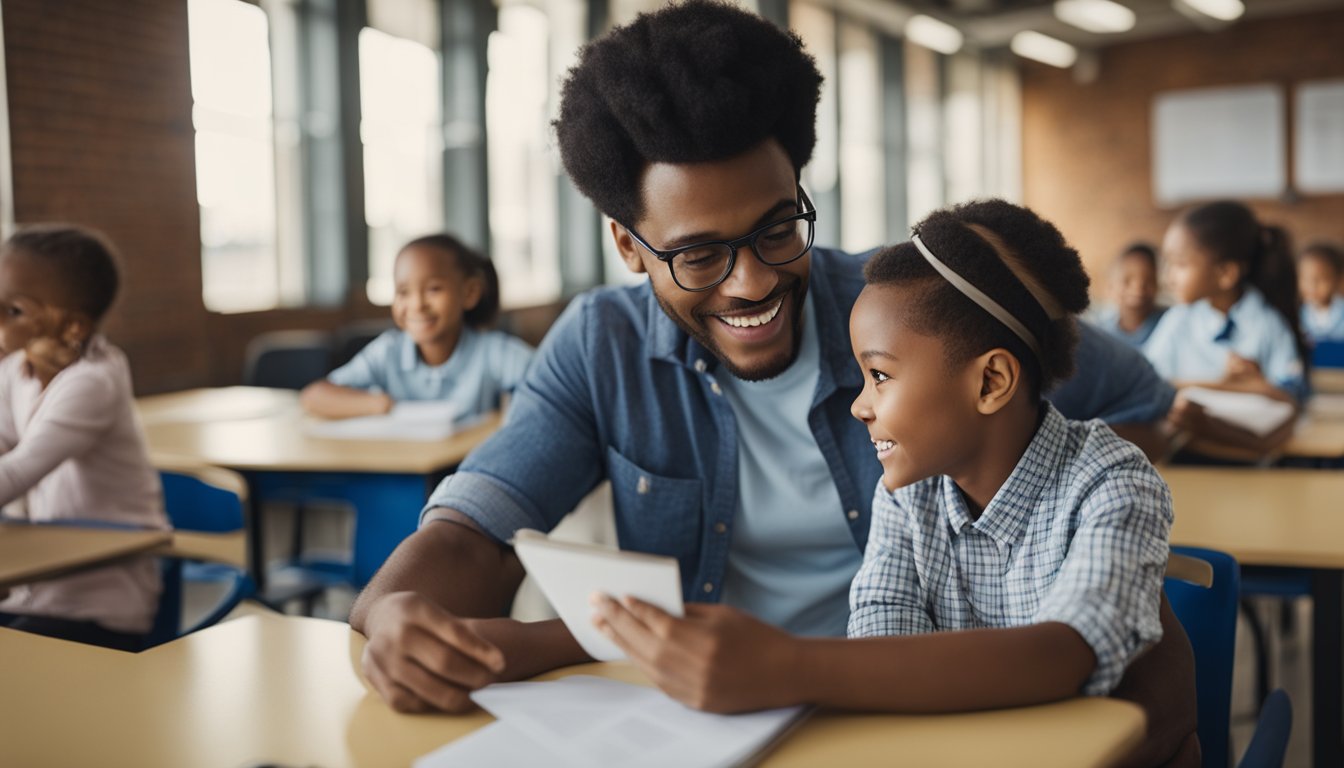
left=1143, top=287, right=1306, bottom=401
left=327, top=327, right=534, bottom=417
left=1302, top=296, right=1344, bottom=344
left=716, top=296, right=864, bottom=637
left=1091, top=304, right=1166, bottom=348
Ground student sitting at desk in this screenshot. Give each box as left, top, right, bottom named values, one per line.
left=1093, top=242, right=1165, bottom=347
left=593, top=200, right=1186, bottom=762
left=300, top=234, right=534, bottom=420
left=0, top=225, right=167, bottom=651
left=350, top=5, right=1197, bottom=765
left=1298, top=240, right=1344, bottom=345
left=1143, top=201, right=1308, bottom=405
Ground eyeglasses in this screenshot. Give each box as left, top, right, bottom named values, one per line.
left=624, top=187, right=817, bottom=292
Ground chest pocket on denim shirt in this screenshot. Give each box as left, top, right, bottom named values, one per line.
left=605, top=446, right=703, bottom=586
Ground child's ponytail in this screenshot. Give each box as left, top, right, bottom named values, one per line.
left=1251, top=224, right=1309, bottom=368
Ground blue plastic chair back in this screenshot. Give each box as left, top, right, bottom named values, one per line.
left=148, top=470, right=254, bottom=646
left=1237, top=688, right=1292, bottom=768
left=1312, top=340, right=1344, bottom=369
left=243, top=330, right=333, bottom=390
left=1166, top=546, right=1240, bottom=768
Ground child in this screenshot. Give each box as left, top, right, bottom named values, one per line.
left=1298, top=241, right=1344, bottom=344
left=1096, top=242, right=1165, bottom=347
left=300, top=234, right=534, bottom=420
left=1143, top=201, right=1307, bottom=404
left=0, top=224, right=167, bottom=651
left=592, top=200, right=1189, bottom=761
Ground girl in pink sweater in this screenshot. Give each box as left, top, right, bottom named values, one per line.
left=0, top=225, right=166, bottom=650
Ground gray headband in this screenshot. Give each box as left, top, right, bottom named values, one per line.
left=911, top=233, right=1044, bottom=362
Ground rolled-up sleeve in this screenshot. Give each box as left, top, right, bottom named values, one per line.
left=421, top=297, right=605, bottom=543
left=848, top=484, right=936, bottom=638
left=1032, top=461, right=1172, bottom=695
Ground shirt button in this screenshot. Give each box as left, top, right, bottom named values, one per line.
left=709, top=379, right=722, bottom=395
left=702, top=582, right=714, bottom=593
left=693, top=359, right=707, bottom=373
left=713, top=522, right=727, bottom=534
left=847, top=509, right=860, bottom=520
left=637, top=476, right=650, bottom=495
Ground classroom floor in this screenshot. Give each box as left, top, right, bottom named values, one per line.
left=181, top=495, right=1321, bottom=767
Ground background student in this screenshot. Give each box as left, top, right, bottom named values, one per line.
left=1143, top=200, right=1308, bottom=405
left=593, top=199, right=1193, bottom=765
left=300, top=233, right=534, bottom=420
left=1095, top=242, right=1166, bottom=347
left=0, top=224, right=167, bottom=651
left=1298, top=241, right=1344, bottom=345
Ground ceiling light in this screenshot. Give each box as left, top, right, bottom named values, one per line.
left=1010, top=31, right=1079, bottom=68
left=1053, top=0, right=1136, bottom=33
left=905, top=14, right=964, bottom=55
left=1172, top=0, right=1245, bottom=22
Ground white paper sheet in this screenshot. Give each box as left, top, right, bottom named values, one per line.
left=413, top=721, right=563, bottom=768
left=462, top=675, right=807, bottom=768
left=511, top=530, right=683, bottom=661
left=303, top=400, right=459, bottom=441
left=1181, top=387, right=1295, bottom=437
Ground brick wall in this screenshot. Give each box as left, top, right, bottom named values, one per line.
left=2, top=0, right=390, bottom=394
left=1021, top=8, right=1344, bottom=297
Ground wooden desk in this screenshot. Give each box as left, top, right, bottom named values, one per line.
left=1313, top=368, right=1344, bottom=395
left=1184, top=394, right=1344, bottom=463
left=1162, top=467, right=1344, bottom=768
left=136, top=387, right=501, bottom=588
left=0, top=614, right=1145, bottom=768
left=0, top=523, right=171, bottom=590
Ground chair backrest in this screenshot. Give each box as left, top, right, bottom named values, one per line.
left=149, top=468, right=251, bottom=646
left=243, top=330, right=334, bottom=390
left=1237, top=688, right=1292, bottom=768
left=1166, top=546, right=1240, bottom=768
left=1312, top=340, right=1344, bottom=369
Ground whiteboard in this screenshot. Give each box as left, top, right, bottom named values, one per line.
left=1295, top=79, right=1344, bottom=194
left=1152, top=84, right=1286, bottom=206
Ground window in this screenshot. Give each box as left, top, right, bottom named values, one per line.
left=486, top=2, right=562, bottom=307
left=360, top=2, right=445, bottom=305
left=189, top=0, right=293, bottom=313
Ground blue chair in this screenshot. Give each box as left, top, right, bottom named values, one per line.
left=148, top=467, right=257, bottom=646
left=243, top=330, right=334, bottom=390
left=1311, top=340, right=1344, bottom=369
left=1166, top=546, right=1293, bottom=768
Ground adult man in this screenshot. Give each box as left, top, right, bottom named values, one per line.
left=352, top=3, right=1195, bottom=764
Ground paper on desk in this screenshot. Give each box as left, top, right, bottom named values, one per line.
left=304, top=400, right=459, bottom=441
left=512, top=529, right=683, bottom=661
left=1181, top=387, right=1295, bottom=437
left=421, top=675, right=806, bottom=768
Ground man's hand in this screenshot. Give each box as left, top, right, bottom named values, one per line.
left=591, top=595, right=800, bottom=713
left=360, top=591, right=506, bottom=714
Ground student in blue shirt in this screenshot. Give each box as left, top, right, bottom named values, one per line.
left=1143, top=201, right=1308, bottom=404
left=593, top=201, right=1187, bottom=762
left=349, top=6, right=1196, bottom=764
left=1094, top=243, right=1166, bottom=347
left=1299, top=241, right=1344, bottom=344
left=300, top=234, right=533, bottom=420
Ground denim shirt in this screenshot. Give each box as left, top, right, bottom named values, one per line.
left=424, top=247, right=877, bottom=601
left=423, top=247, right=1174, bottom=605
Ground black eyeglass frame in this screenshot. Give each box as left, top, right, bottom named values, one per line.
left=622, top=187, right=818, bottom=293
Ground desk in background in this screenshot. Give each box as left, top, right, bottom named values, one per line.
left=0, top=613, right=1145, bottom=768
left=0, top=523, right=171, bottom=590
left=1162, top=467, right=1344, bottom=768
left=136, top=387, right=500, bottom=589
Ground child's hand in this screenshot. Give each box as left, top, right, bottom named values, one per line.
left=591, top=594, right=800, bottom=713
left=24, top=336, right=82, bottom=386
left=1224, top=354, right=1264, bottom=383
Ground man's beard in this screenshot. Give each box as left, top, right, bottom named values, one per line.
left=653, top=276, right=809, bottom=382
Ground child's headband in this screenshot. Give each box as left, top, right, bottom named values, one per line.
left=911, top=232, right=1044, bottom=363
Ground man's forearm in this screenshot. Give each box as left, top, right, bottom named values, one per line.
left=350, top=514, right=526, bottom=632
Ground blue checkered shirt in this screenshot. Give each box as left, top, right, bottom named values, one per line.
left=848, top=404, right=1172, bottom=695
